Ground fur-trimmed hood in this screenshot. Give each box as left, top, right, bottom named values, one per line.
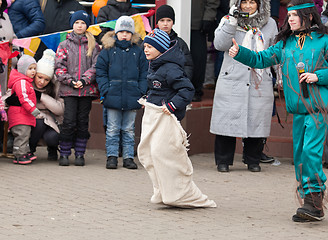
left=230, top=0, right=271, bottom=28
left=101, top=31, right=141, bottom=49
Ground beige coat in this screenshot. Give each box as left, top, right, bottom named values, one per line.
left=35, top=81, right=64, bottom=133
left=36, top=93, right=64, bottom=133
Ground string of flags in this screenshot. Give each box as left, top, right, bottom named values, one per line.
left=0, top=13, right=152, bottom=58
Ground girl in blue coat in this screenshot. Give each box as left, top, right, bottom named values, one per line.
left=229, top=0, right=328, bottom=222
left=96, top=16, right=148, bottom=170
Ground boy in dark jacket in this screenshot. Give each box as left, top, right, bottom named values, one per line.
left=96, top=16, right=148, bottom=170
left=143, top=28, right=194, bottom=121
left=156, top=4, right=193, bottom=80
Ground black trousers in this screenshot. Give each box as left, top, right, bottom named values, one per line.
left=60, top=96, right=92, bottom=142
left=30, top=119, right=59, bottom=153
left=190, top=29, right=207, bottom=97
left=214, top=135, right=263, bottom=166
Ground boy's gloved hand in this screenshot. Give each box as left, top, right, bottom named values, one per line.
left=31, top=108, right=41, bottom=117
left=0, top=110, right=7, bottom=121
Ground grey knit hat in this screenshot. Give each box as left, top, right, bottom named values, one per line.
left=115, top=16, right=135, bottom=34
left=17, top=55, right=37, bottom=75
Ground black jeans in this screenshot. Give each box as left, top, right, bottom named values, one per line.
left=60, top=96, right=92, bottom=142
left=30, top=119, right=59, bottom=153
left=214, top=135, right=263, bottom=166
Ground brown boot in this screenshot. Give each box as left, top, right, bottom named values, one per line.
left=295, top=192, right=324, bottom=221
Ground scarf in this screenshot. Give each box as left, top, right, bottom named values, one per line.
left=238, top=23, right=265, bottom=82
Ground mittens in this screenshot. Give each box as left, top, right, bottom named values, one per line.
left=0, top=110, right=7, bottom=121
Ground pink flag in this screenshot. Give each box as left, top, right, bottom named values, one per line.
left=141, top=15, right=152, bottom=33
left=12, top=38, right=35, bottom=54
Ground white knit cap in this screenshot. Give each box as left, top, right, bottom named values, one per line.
left=17, top=55, right=37, bottom=75
left=115, top=16, right=135, bottom=34
left=37, top=49, right=56, bottom=79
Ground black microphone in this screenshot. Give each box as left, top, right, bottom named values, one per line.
left=296, top=62, right=309, bottom=98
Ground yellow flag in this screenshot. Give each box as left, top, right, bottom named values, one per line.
left=87, top=25, right=102, bottom=36
left=132, top=15, right=146, bottom=39
left=24, top=38, right=41, bottom=56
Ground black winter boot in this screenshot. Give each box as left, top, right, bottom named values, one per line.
left=295, top=192, right=324, bottom=221
left=59, top=141, right=72, bottom=166
left=47, top=146, right=58, bottom=161
left=123, top=158, right=138, bottom=169
left=75, top=155, right=85, bottom=166
left=106, top=156, right=118, bottom=169
left=59, top=155, right=69, bottom=166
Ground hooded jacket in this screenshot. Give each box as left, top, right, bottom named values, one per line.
left=97, top=0, right=138, bottom=42
left=8, top=0, right=45, bottom=38
left=55, top=32, right=100, bottom=98
left=169, top=29, right=193, bottom=80
left=42, top=0, right=85, bottom=34
left=146, top=41, right=195, bottom=121
left=210, top=0, right=277, bottom=138
left=8, top=69, right=37, bottom=129
left=96, top=31, right=148, bottom=110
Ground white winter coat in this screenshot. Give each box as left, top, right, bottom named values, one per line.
left=210, top=9, right=278, bottom=138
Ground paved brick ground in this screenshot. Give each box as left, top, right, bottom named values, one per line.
left=0, top=147, right=327, bottom=240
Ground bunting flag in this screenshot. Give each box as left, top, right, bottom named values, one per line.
left=141, top=15, right=152, bottom=33
left=40, top=33, right=61, bottom=52
left=99, top=20, right=117, bottom=31
left=0, top=41, right=19, bottom=65
left=0, top=42, right=12, bottom=65
left=12, top=38, right=34, bottom=53
left=23, top=38, right=41, bottom=56
left=2, top=13, right=152, bottom=57
left=132, top=15, right=147, bottom=39
left=87, top=25, right=102, bottom=36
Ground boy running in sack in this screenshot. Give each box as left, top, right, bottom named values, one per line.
left=138, top=29, right=216, bottom=208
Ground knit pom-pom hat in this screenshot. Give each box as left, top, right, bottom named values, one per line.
left=143, top=29, right=170, bottom=53
left=37, top=49, right=56, bottom=79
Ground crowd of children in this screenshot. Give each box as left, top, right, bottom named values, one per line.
left=1, top=1, right=328, bottom=218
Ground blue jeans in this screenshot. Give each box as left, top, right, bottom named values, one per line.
left=105, top=108, right=136, bottom=159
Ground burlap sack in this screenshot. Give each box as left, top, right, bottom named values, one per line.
left=137, top=99, right=216, bottom=208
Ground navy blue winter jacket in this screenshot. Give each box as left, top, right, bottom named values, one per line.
left=147, top=41, right=195, bottom=121
left=8, top=0, right=45, bottom=38
left=96, top=32, right=148, bottom=110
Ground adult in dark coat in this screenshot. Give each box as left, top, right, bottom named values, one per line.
left=96, top=0, right=138, bottom=42
left=41, top=0, right=85, bottom=34
left=33, top=0, right=86, bottom=61
left=190, top=0, right=221, bottom=102
left=8, top=0, right=45, bottom=38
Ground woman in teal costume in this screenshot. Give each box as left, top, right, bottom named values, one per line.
left=229, top=0, right=328, bottom=222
